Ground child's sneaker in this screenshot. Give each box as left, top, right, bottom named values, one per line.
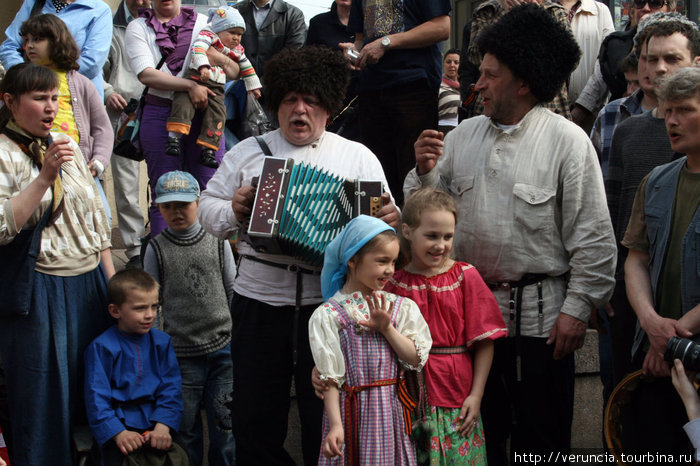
left=200, top=148, right=219, bottom=168
left=165, top=137, right=181, bottom=157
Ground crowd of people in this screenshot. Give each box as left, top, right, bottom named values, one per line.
left=0, top=0, right=698, bottom=465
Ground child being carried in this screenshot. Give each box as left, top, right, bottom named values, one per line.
left=166, top=5, right=261, bottom=169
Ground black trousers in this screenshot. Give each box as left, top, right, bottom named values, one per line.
left=230, top=293, right=323, bottom=466
left=481, top=337, right=575, bottom=465
left=358, top=80, right=438, bottom=206
left=608, top=279, right=638, bottom=386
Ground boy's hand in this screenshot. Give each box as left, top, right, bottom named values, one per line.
left=249, top=88, right=262, bottom=99
left=144, top=423, right=172, bottom=450
left=114, top=430, right=145, bottom=455
left=358, top=291, right=392, bottom=334
left=323, top=424, right=344, bottom=458
left=199, top=66, right=211, bottom=82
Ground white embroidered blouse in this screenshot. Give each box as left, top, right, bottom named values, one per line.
left=308, top=290, right=432, bottom=388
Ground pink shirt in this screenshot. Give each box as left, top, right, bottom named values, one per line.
left=385, top=262, right=507, bottom=408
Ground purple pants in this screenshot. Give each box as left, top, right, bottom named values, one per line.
left=140, top=95, right=225, bottom=235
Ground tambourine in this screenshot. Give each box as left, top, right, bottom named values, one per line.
left=605, top=369, right=700, bottom=465
left=605, top=370, right=648, bottom=465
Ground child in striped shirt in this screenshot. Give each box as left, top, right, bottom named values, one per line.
left=166, top=5, right=261, bottom=169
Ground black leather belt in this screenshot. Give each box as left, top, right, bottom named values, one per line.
left=485, top=273, right=549, bottom=291
left=487, top=273, right=548, bottom=382
left=241, top=254, right=320, bottom=275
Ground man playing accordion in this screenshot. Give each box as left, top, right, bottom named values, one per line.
left=198, top=45, right=399, bottom=466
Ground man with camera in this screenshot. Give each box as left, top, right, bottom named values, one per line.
left=622, top=65, right=700, bottom=453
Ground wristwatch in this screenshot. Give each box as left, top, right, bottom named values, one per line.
left=381, top=36, right=391, bottom=50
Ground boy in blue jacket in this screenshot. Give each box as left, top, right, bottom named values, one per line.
left=84, top=269, right=187, bottom=464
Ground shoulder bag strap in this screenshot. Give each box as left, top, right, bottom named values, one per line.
left=138, top=55, right=170, bottom=104
left=30, top=0, right=45, bottom=17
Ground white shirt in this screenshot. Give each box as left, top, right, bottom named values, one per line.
left=124, top=14, right=208, bottom=100
left=683, top=419, right=700, bottom=461
left=404, top=105, right=616, bottom=336
left=569, top=0, right=615, bottom=107
left=308, top=290, right=432, bottom=387
left=199, top=129, right=394, bottom=307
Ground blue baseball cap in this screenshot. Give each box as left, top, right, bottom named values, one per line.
left=155, top=171, right=200, bottom=204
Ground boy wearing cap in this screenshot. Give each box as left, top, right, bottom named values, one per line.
left=143, top=171, right=237, bottom=465
left=166, top=5, right=262, bottom=169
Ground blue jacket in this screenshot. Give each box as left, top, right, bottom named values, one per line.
left=632, top=157, right=700, bottom=355
left=84, top=326, right=183, bottom=447
left=1, top=0, right=112, bottom=98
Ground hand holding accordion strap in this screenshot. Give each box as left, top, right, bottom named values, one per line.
left=113, top=55, right=168, bottom=161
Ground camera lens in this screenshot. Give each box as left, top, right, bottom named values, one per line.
left=664, top=337, right=700, bottom=372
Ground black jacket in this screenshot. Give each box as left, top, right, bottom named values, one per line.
left=234, top=0, right=307, bottom=78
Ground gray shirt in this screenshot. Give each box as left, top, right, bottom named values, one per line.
left=404, top=105, right=616, bottom=337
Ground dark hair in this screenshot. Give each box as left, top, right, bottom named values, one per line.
left=643, top=20, right=700, bottom=59
left=618, top=51, right=639, bottom=74
left=0, top=63, right=58, bottom=129
left=0, top=62, right=58, bottom=97
left=400, top=188, right=457, bottom=263
left=20, top=14, right=80, bottom=71
left=443, top=48, right=461, bottom=60
left=262, top=45, right=350, bottom=116
left=476, top=3, right=581, bottom=103
left=108, top=269, right=159, bottom=307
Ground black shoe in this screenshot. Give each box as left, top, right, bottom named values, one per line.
left=165, top=137, right=180, bottom=156
left=200, top=148, right=219, bottom=168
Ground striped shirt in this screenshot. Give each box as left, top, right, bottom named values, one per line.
left=0, top=131, right=110, bottom=276
left=190, top=26, right=262, bottom=90
left=438, top=79, right=460, bottom=128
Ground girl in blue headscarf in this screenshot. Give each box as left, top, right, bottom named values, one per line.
left=309, top=215, right=432, bottom=466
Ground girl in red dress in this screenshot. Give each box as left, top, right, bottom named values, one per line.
left=384, top=188, right=507, bottom=465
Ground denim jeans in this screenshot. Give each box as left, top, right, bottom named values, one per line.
left=176, top=344, right=235, bottom=466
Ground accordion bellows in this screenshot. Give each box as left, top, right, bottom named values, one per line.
left=246, top=157, right=383, bottom=266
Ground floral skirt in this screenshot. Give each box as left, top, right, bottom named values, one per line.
left=413, top=405, right=487, bottom=466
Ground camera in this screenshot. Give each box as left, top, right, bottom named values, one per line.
left=664, top=336, right=700, bottom=372
left=345, top=48, right=360, bottom=63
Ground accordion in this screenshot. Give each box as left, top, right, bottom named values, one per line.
left=246, top=156, right=383, bottom=266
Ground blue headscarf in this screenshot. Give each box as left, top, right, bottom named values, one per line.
left=321, top=215, right=395, bottom=301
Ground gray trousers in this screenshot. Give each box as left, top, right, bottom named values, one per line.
left=111, top=154, right=145, bottom=258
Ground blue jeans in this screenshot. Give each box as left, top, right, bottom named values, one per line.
left=176, top=344, right=235, bottom=466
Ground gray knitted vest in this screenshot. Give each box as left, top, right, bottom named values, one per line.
left=151, top=226, right=231, bottom=357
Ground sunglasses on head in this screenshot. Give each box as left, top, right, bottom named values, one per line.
left=632, top=0, right=667, bottom=9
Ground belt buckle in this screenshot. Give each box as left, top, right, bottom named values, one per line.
left=287, top=264, right=299, bottom=273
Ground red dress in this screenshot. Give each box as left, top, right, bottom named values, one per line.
left=384, top=262, right=507, bottom=408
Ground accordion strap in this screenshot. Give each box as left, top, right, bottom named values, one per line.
left=255, top=136, right=272, bottom=156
